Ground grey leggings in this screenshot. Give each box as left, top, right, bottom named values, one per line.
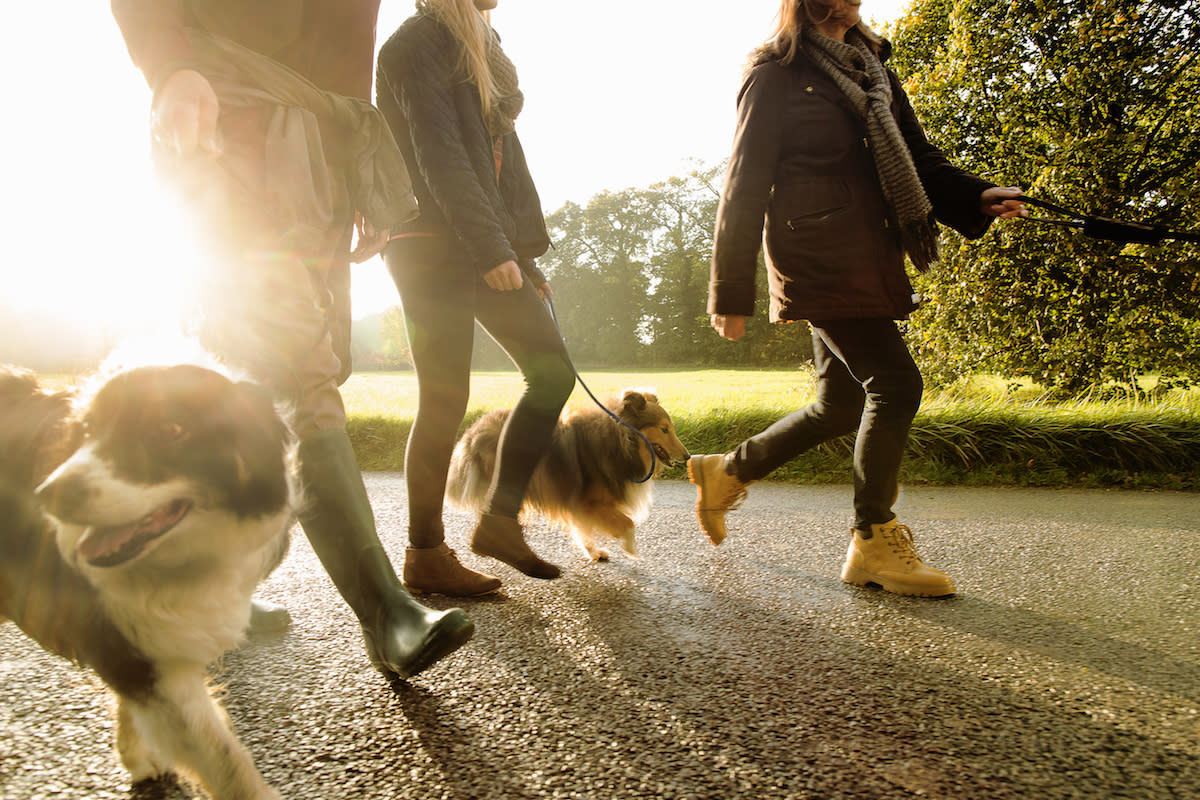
left=383, top=238, right=575, bottom=547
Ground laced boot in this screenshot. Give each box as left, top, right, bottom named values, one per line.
left=687, top=453, right=750, bottom=545
left=297, top=429, right=474, bottom=680
left=840, top=518, right=956, bottom=597
left=470, top=513, right=561, bottom=579
left=403, top=543, right=502, bottom=596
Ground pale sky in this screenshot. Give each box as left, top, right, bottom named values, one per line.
left=2, top=1, right=911, bottom=329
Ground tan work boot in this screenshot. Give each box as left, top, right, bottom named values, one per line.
left=470, top=513, right=561, bottom=579
left=687, top=453, right=749, bottom=546
left=840, top=518, right=956, bottom=597
left=403, top=543, right=502, bottom=597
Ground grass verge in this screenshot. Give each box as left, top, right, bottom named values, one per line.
left=343, top=369, right=1200, bottom=491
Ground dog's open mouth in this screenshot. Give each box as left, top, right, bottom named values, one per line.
left=77, top=499, right=193, bottom=568
left=652, top=444, right=673, bottom=466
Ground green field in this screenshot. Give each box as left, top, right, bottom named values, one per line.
left=343, top=369, right=1200, bottom=490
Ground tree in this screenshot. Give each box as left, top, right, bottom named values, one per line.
left=887, top=0, right=1200, bottom=393
left=541, top=164, right=814, bottom=369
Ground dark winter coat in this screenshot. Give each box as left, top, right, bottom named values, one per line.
left=376, top=12, right=550, bottom=282
left=709, top=45, right=994, bottom=323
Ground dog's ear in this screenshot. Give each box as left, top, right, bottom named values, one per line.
left=620, top=391, right=647, bottom=413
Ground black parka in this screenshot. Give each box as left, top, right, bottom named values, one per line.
left=376, top=12, right=550, bottom=282
left=710, top=44, right=994, bottom=322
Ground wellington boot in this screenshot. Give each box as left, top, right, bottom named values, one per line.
left=403, top=543, right=502, bottom=597
left=840, top=518, right=956, bottom=597
left=470, top=513, right=561, bottom=579
left=687, top=453, right=749, bottom=546
left=297, top=429, right=474, bottom=679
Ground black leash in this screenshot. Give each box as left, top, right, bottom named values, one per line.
left=542, top=293, right=656, bottom=484
left=1017, top=195, right=1200, bottom=245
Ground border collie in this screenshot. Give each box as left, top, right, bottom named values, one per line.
left=0, top=362, right=295, bottom=800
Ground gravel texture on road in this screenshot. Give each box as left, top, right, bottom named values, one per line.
left=2, top=479, right=1197, bottom=800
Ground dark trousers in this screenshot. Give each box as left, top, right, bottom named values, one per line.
left=729, top=318, right=923, bottom=531
left=384, top=239, right=575, bottom=548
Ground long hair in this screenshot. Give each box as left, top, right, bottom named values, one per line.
left=752, top=0, right=884, bottom=67
left=416, top=0, right=499, bottom=120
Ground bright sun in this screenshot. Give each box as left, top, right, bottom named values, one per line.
left=6, top=7, right=203, bottom=340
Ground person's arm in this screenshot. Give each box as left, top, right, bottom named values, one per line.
left=888, top=69, right=996, bottom=239
left=377, top=24, right=520, bottom=279
left=111, top=0, right=195, bottom=91
left=709, top=64, right=785, bottom=319
left=112, top=1, right=221, bottom=159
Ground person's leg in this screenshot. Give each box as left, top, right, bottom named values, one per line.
left=805, top=319, right=922, bottom=531
left=384, top=238, right=501, bottom=596
left=470, top=279, right=576, bottom=578
left=689, top=325, right=863, bottom=544
left=183, top=116, right=474, bottom=675
left=813, top=319, right=953, bottom=596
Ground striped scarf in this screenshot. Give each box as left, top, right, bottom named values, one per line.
left=485, top=27, right=524, bottom=137
left=803, top=29, right=939, bottom=271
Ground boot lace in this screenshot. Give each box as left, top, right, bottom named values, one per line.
left=721, top=484, right=749, bottom=513
left=883, top=523, right=923, bottom=566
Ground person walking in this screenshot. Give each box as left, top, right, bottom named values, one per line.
left=110, top=0, right=474, bottom=680
left=688, top=0, right=1027, bottom=597
left=376, top=0, right=576, bottom=594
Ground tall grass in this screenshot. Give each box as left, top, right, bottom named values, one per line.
left=343, top=369, right=1200, bottom=490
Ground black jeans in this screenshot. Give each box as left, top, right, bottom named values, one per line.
left=729, top=319, right=923, bottom=531
left=384, top=238, right=575, bottom=548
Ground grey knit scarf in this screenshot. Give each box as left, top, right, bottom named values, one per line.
left=803, top=29, right=939, bottom=271
left=485, top=27, right=523, bottom=137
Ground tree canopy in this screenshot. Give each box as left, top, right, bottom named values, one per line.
left=887, top=0, right=1200, bottom=393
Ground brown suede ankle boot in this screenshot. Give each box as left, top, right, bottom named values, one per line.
left=470, top=513, right=561, bottom=579
left=403, top=543, right=502, bottom=597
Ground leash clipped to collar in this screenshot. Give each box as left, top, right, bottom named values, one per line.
left=1017, top=195, right=1200, bottom=245
left=542, top=293, right=656, bottom=484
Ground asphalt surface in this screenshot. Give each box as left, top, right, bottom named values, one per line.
left=2, top=477, right=1197, bottom=800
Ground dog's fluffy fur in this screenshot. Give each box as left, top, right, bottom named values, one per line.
left=446, top=390, right=689, bottom=561
left=0, top=362, right=296, bottom=800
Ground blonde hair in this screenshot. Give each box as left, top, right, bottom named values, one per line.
left=753, top=0, right=883, bottom=66
left=416, top=0, right=500, bottom=120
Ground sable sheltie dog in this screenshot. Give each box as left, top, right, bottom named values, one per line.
left=446, top=390, right=690, bottom=561
left=0, top=362, right=296, bottom=800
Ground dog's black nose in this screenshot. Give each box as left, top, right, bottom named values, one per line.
left=35, top=473, right=90, bottom=520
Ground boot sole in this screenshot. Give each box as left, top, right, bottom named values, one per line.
left=841, top=565, right=956, bottom=598
left=371, top=610, right=476, bottom=681
left=404, top=581, right=502, bottom=598
left=687, top=458, right=727, bottom=546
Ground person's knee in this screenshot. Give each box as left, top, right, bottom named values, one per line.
left=523, top=353, right=575, bottom=412
left=814, top=399, right=864, bottom=437
left=866, top=367, right=923, bottom=419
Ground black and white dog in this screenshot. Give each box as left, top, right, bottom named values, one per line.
left=0, top=361, right=295, bottom=800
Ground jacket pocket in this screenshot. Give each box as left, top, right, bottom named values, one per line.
left=773, top=178, right=852, bottom=229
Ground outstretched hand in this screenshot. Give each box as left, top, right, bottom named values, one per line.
left=152, top=69, right=223, bottom=158
left=981, top=186, right=1028, bottom=219
left=350, top=212, right=390, bottom=263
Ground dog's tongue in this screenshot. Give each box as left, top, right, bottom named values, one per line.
left=77, top=501, right=190, bottom=564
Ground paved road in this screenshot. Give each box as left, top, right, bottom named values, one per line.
left=2, top=478, right=1198, bottom=800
